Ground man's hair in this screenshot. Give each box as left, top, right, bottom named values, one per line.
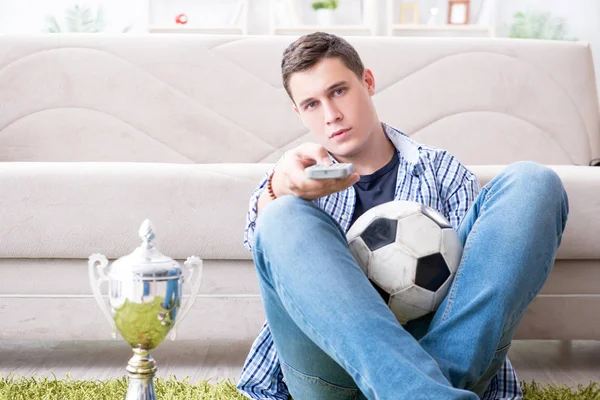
left=281, top=32, right=365, bottom=102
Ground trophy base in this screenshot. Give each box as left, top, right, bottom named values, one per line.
left=125, top=348, right=158, bottom=400
left=125, top=375, right=156, bottom=400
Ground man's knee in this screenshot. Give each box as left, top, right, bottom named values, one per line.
left=257, top=195, right=312, bottom=230
left=505, top=161, right=567, bottom=204
left=254, top=195, right=321, bottom=248
left=490, top=161, right=569, bottom=236
left=255, top=195, right=345, bottom=251
left=505, top=161, right=560, bottom=189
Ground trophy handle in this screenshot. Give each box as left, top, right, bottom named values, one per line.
left=88, top=253, right=118, bottom=339
left=170, top=255, right=203, bottom=340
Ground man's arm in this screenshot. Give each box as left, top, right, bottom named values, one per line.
left=257, top=171, right=277, bottom=213
left=443, top=174, right=480, bottom=230
left=437, top=152, right=481, bottom=230
left=243, top=167, right=274, bottom=252
left=243, top=144, right=359, bottom=252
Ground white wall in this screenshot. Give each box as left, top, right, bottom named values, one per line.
left=496, top=0, right=600, bottom=96
left=0, top=0, right=148, bottom=33
left=149, top=0, right=245, bottom=27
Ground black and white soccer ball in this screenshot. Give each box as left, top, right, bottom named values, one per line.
left=346, top=201, right=463, bottom=325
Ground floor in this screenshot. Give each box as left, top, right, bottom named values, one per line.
left=1, top=339, right=599, bottom=388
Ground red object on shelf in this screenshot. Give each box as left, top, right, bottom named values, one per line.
left=175, top=13, right=188, bottom=25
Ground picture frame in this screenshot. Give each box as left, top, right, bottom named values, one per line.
left=448, top=0, right=470, bottom=25
left=400, top=3, right=420, bottom=24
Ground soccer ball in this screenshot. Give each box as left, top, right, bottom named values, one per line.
left=346, top=201, right=463, bottom=325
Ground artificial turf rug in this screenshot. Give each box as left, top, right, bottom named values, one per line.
left=0, top=374, right=599, bottom=399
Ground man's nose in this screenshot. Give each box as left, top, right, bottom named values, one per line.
left=323, top=101, right=342, bottom=124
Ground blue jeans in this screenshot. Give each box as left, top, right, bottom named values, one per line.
left=252, top=161, right=569, bottom=400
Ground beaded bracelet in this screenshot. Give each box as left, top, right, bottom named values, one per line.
left=267, top=171, right=277, bottom=200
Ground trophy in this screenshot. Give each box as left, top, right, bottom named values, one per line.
left=89, top=219, right=203, bottom=400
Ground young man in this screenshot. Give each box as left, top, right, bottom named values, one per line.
left=237, top=32, right=569, bottom=400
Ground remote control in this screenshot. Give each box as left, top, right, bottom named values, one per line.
left=305, top=163, right=354, bottom=180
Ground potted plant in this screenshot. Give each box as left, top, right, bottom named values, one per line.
left=311, top=0, right=339, bottom=26
left=43, top=4, right=132, bottom=33
left=508, top=10, right=575, bottom=40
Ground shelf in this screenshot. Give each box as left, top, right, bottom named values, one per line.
left=389, top=24, right=493, bottom=37
left=269, top=0, right=376, bottom=36
left=271, top=24, right=375, bottom=36
left=148, top=25, right=245, bottom=34
left=385, top=0, right=497, bottom=38
left=391, top=24, right=492, bottom=32
left=146, top=0, right=249, bottom=35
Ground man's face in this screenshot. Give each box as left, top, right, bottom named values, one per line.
left=289, top=57, right=377, bottom=158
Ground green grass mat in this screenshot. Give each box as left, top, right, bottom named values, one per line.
left=0, top=374, right=599, bottom=399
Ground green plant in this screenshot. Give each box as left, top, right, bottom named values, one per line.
left=312, top=0, right=339, bottom=11
left=43, top=4, right=132, bottom=33
left=508, top=10, right=575, bottom=41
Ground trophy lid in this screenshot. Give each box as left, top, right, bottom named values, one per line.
left=108, top=219, right=182, bottom=281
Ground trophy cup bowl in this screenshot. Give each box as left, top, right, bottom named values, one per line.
left=88, top=219, right=203, bottom=400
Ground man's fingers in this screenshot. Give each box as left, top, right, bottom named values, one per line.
left=283, top=145, right=359, bottom=199
left=292, top=173, right=360, bottom=199
left=347, top=173, right=361, bottom=185
left=288, top=160, right=324, bottom=192
left=297, top=143, right=331, bottom=167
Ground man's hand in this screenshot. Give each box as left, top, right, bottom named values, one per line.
left=271, top=143, right=360, bottom=201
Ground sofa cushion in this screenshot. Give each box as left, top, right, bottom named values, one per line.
left=1, top=35, right=598, bottom=165
left=0, top=162, right=597, bottom=260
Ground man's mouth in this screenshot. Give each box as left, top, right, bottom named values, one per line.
left=330, top=128, right=351, bottom=138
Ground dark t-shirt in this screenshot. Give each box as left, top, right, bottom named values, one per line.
left=350, top=151, right=400, bottom=227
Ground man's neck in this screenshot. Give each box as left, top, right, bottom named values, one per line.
left=336, top=123, right=395, bottom=175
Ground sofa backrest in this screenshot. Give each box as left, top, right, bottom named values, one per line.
left=1, top=34, right=599, bottom=166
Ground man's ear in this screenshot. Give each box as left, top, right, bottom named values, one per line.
left=363, top=68, right=376, bottom=96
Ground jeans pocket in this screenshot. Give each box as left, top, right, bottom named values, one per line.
left=470, top=341, right=513, bottom=398
left=281, top=361, right=359, bottom=400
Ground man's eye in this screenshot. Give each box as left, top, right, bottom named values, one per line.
left=334, top=88, right=345, bottom=95
left=307, top=102, right=317, bottom=109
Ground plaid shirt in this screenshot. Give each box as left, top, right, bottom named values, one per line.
left=238, top=123, right=523, bottom=400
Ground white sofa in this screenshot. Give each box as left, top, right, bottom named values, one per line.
left=0, top=34, right=599, bottom=344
